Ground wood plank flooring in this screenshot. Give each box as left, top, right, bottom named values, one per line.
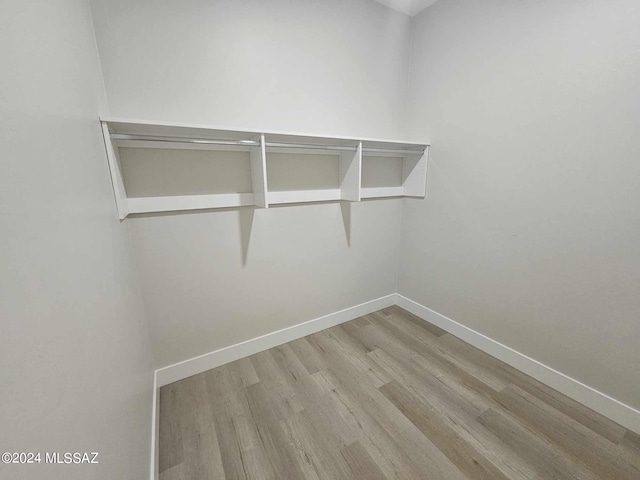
left=159, top=306, right=640, bottom=479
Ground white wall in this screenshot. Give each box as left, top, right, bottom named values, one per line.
left=0, top=1, right=155, bottom=479
left=90, top=0, right=411, bottom=139
left=129, top=202, right=401, bottom=366
left=90, top=0, right=411, bottom=367
left=401, top=0, right=640, bottom=410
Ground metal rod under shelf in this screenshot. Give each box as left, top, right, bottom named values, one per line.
left=362, top=147, right=425, bottom=155
left=110, top=133, right=260, bottom=146
left=110, top=133, right=426, bottom=155
left=264, top=141, right=356, bottom=152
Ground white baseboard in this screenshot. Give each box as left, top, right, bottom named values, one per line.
left=150, top=292, right=640, bottom=479
left=151, top=370, right=160, bottom=480
left=150, top=295, right=394, bottom=478
left=155, top=294, right=397, bottom=387
left=150, top=371, right=159, bottom=480
left=396, top=294, right=640, bottom=436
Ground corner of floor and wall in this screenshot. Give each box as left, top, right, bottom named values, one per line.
left=138, top=0, right=640, bottom=456
left=396, top=0, right=640, bottom=433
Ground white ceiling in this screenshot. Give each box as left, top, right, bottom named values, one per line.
left=374, top=0, right=440, bottom=16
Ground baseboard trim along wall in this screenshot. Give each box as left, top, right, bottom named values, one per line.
left=150, top=292, right=640, bottom=479
left=155, top=294, right=397, bottom=387
left=150, top=371, right=159, bottom=480
left=396, top=294, right=640, bottom=436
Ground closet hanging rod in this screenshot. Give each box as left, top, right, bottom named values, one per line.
left=264, top=141, right=356, bottom=152
left=362, top=147, right=425, bottom=155
left=110, top=133, right=426, bottom=155
left=110, top=133, right=260, bottom=147
left=111, top=134, right=356, bottom=151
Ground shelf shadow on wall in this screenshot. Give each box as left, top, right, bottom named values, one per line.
left=340, top=201, right=352, bottom=247
left=129, top=200, right=353, bottom=267
left=127, top=206, right=257, bottom=267
left=238, top=207, right=255, bottom=267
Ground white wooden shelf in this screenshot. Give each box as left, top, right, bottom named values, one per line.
left=361, top=186, right=405, bottom=199
left=127, top=193, right=256, bottom=214
left=100, top=117, right=429, bottom=219
left=268, top=189, right=342, bottom=205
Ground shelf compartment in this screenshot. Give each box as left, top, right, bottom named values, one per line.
left=118, top=147, right=252, bottom=198
left=264, top=136, right=361, bottom=206
left=266, top=152, right=341, bottom=192
left=100, top=117, right=429, bottom=218
left=102, top=120, right=267, bottom=218
left=361, top=156, right=403, bottom=189
left=361, top=142, right=429, bottom=199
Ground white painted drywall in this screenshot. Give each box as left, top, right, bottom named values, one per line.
left=374, top=0, right=440, bottom=17
left=128, top=201, right=401, bottom=367
left=0, top=1, right=155, bottom=479
left=90, top=0, right=411, bottom=139
left=90, top=0, right=411, bottom=367
left=401, top=0, right=640, bottom=410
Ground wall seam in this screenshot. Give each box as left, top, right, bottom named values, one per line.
left=395, top=10, right=419, bottom=296
left=86, top=0, right=110, bottom=116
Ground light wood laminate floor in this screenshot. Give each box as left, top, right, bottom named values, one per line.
left=159, top=306, right=640, bottom=479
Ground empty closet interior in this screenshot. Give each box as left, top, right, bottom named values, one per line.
left=4, top=0, right=640, bottom=479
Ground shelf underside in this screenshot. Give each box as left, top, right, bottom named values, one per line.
left=126, top=187, right=414, bottom=215
left=101, top=118, right=429, bottom=218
